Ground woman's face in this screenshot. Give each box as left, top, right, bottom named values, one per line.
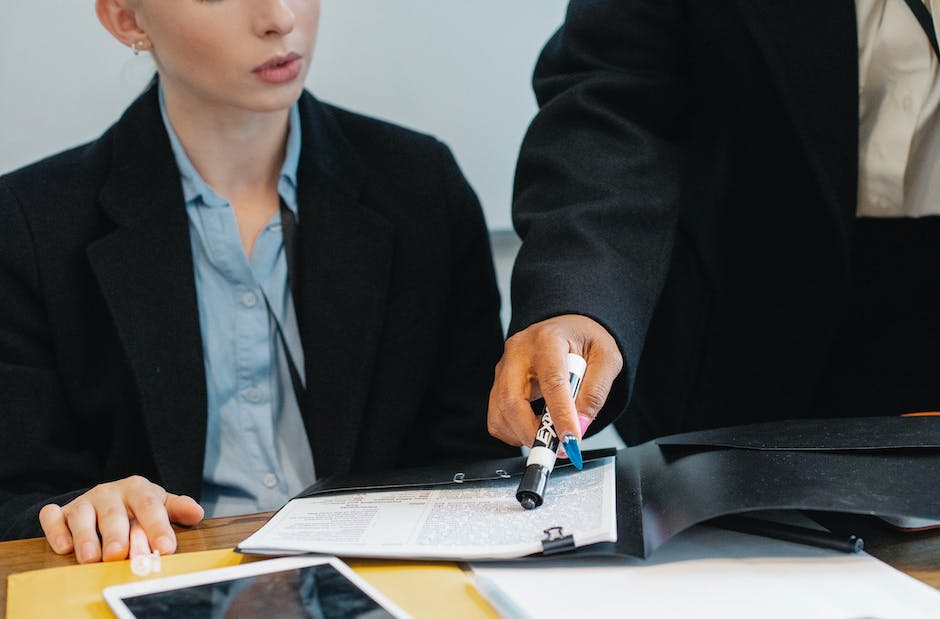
left=134, top=0, right=320, bottom=114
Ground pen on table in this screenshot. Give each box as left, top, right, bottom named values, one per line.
left=711, top=514, right=864, bottom=553
left=516, top=352, right=587, bottom=510
left=129, top=519, right=162, bottom=576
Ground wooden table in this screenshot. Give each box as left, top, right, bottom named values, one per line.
left=0, top=512, right=274, bottom=616
left=3, top=512, right=939, bottom=617
left=812, top=512, right=940, bottom=589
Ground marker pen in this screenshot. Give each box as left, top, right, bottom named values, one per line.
left=516, top=353, right=587, bottom=510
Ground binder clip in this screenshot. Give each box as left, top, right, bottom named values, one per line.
left=541, top=526, right=575, bottom=556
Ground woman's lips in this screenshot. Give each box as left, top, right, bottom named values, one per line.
left=253, top=53, right=303, bottom=84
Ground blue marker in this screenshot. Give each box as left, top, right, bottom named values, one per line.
left=515, top=353, right=587, bottom=510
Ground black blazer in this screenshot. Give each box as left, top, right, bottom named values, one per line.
left=510, top=1, right=900, bottom=443
left=0, top=85, right=515, bottom=540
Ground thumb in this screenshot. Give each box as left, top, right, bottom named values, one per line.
left=165, top=493, right=205, bottom=526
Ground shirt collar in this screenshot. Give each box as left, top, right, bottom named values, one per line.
left=158, top=84, right=301, bottom=215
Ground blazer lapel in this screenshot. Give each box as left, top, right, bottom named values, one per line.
left=736, top=0, right=858, bottom=262
left=294, top=94, right=395, bottom=478
left=86, top=87, right=207, bottom=499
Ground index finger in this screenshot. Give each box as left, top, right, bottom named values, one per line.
left=532, top=347, right=582, bottom=446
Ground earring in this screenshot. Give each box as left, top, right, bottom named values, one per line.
left=132, top=40, right=147, bottom=56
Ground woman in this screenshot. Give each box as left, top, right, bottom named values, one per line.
left=0, top=0, right=513, bottom=562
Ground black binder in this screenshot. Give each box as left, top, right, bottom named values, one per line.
left=251, top=416, right=940, bottom=559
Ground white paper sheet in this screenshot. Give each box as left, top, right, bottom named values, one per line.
left=472, top=522, right=940, bottom=619
left=238, top=457, right=617, bottom=560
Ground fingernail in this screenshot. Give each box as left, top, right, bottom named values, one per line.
left=578, top=414, right=593, bottom=435
left=104, top=541, right=123, bottom=559
left=79, top=541, right=97, bottom=563
left=562, top=434, right=583, bottom=469
left=52, top=536, right=69, bottom=554
left=155, top=535, right=173, bottom=554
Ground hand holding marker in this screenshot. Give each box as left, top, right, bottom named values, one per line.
left=516, top=353, right=587, bottom=510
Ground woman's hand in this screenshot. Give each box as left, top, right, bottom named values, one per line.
left=488, top=314, right=623, bottom=448
left=38, top=475, right=204, bottom=564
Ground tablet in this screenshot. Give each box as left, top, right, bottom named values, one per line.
left=103, top=555, right=411, bottom=618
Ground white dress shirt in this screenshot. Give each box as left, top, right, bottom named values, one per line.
left=857, top=0, right=940, bottom=217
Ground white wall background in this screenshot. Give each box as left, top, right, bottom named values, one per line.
left=0, top=0, right=569, bottom=231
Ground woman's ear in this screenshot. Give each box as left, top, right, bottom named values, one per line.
left=95, top=0, right=148, bottom=50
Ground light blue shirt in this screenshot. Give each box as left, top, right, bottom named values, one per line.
left=159, top=88, right=315, bottom=517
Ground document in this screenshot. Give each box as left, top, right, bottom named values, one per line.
left=471, top=520, right=940, bottom=619
left=237, top=457, right=617, bottom=560
left=240, top=416, right=940, bottom=562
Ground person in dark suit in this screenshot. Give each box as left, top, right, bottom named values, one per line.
left=488, top=1, right=940, bottom=451
left=0, top=0, right=514, bottom=560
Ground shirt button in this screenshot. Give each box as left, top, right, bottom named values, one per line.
left=244, top=387, right=262, bottom=403
left=241, top=292, right=258, bottom=308
left=263, top=474, right=278, bottom=488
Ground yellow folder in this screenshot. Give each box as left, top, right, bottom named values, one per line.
left=7, top=549, right=496, bottom=618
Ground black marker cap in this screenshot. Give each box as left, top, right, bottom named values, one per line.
left=516, top=464, right=550, bottom=510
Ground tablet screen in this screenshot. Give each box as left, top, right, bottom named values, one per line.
left=105, top=556, right=408, bottom=619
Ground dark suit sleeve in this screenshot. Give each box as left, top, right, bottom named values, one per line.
left=403, top=144, right=518, bottom=464
left=509, top=0, right=689, bottom=426
left=0, top=179, right=93, bottom=540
